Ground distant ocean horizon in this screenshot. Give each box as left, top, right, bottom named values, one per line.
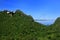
left=36, top=20, right=55, bottom=25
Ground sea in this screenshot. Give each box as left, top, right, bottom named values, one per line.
left=36, top=20, right=55, bottom=25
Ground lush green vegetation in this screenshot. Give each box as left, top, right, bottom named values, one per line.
left=0, top=10, right=60, bottom=40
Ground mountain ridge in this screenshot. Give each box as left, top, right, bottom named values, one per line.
left=0, top=10, right=60, bottom=40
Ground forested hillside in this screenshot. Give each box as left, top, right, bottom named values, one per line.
left=0, top=10, right=60, bottom=40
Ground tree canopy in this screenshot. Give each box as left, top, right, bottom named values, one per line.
left=0, top=10, right=60, bottom=40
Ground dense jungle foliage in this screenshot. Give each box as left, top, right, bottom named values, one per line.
left=0, top=10, right=60, bottom=40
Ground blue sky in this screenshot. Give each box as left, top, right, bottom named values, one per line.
left=0, top=0, right=60, bottom=20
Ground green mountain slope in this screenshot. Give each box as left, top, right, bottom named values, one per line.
left=0, top=10, right=60, bottom=40
left=45, top=17, right=60, bottom=40
left=0, top=10, right=46, bottom=40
